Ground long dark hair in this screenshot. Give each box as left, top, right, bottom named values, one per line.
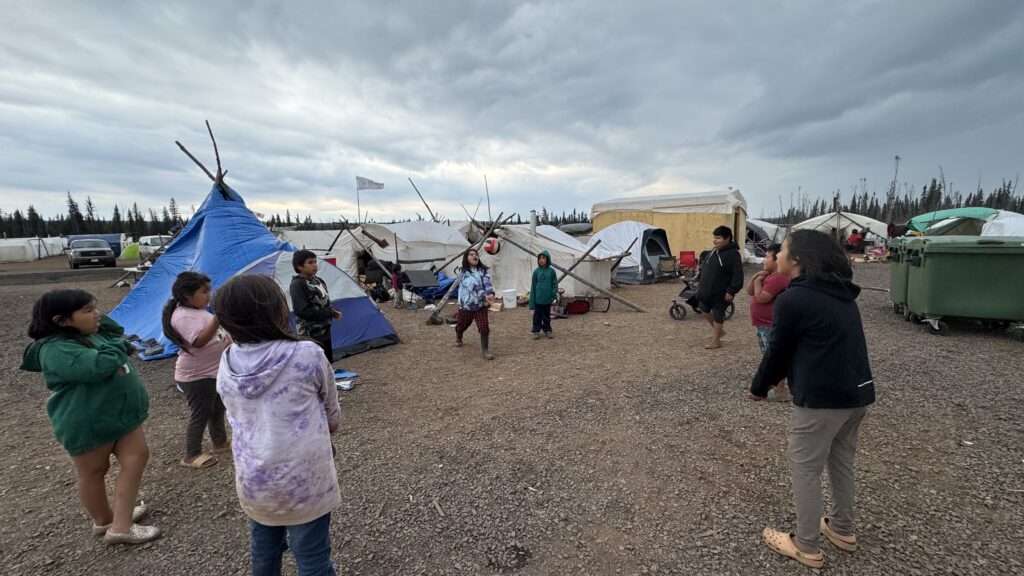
left=786, top=229, right=853, bottom=282
left=162, top=271, right=211, bottom=352
left=461, top=248, right=488, bottom=272
left=28, top=289, right=97, bottom=346
left=213, top=275, right=301, bottom=344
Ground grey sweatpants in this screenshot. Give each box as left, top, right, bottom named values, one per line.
left=789, top=405, right=868, bottom=551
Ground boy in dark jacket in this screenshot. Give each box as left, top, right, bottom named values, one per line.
left=289, top=250, right=342, bottom=362
left=528, top=250, right=558, bottom=339
left=695, top=225, right=744, bottom=349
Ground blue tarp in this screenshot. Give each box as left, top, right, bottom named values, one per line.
left=109, top=185, right=291, bottom=360
left=415, top=271, right=455, bottom=300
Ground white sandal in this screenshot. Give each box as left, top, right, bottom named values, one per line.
left=91, top=501, right=149, bottom=536
left=102, top=523, right=162, bottom=545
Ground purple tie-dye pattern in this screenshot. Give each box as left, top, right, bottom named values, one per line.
left=216, top=339, right=342, bottom=526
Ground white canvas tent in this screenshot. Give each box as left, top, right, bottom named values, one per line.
left=276, top=229, right=364, bottom=278
left=791, top=212, right=887, bottom=239
left=361, top=221, right=470, bottom=276
left=481, top=226, right=616, bottom=297
left=0, top=237, right=66, bottom=263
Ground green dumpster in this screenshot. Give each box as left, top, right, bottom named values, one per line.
left=887, top=237, right=909, bottom=314
left=905, top=236, right=1024, bottom=335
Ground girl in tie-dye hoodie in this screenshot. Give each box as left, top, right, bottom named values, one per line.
left=213, top=275, right=341, bottom=576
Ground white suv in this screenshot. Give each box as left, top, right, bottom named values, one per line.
left=139, top=235, right=172, bottom=260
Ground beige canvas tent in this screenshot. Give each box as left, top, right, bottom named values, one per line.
left=592, top=190, right=747, bottom=255
left=361, top=221, right=470, bottom=276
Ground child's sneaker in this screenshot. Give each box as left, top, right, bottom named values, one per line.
left=531, top=332, right=540, bottom=340
left=544, top=332, right=553, bottom=339
left=102, top=523, right=161, bottom=545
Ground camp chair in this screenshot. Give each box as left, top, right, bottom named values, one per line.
left=678, top=251, right=698, bottom=276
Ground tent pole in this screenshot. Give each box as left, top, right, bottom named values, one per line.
left=431, top=212, right=512, bottom=274
left=408, top=178, right=438, bottom=222
left=325, top=229, right=345, bottom=253
left=557, top=239, right=603, bottom=283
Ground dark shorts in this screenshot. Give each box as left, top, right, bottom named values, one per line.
left=697, top=299, right=728, bottom=324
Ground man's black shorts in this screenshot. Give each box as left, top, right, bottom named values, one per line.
left=696, top=299, right=728, bottom=324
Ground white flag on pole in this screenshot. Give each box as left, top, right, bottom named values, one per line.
left=356, top=177, right=384, bottom=190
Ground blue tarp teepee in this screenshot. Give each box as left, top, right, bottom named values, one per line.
left=110, top=184, right=291, bottom=360
left=237, top=251, right=399, bottom=359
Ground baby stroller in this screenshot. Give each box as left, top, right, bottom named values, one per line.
left=668, top=251, right=736, bottom=321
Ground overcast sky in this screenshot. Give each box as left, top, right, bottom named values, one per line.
left=1, top=1, right=1022, bottom=225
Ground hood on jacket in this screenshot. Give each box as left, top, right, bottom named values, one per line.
left=789, top=275, right=862, bottom=301
left=21, top=339, right=47, bottom=372
left=220, top=340, right=299, bottom=400
left=537, top=249, right=552, bottom=267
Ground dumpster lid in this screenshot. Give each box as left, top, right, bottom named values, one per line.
left=914, top=236, right=1024, bottom=254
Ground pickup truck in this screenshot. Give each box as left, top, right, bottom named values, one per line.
left=68, top=239, right=117, bottom=269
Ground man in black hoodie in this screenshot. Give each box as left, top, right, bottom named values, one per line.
left=694, top=225, right=744, bottom=349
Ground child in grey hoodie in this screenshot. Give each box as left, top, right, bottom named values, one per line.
left=213, top=275, right=341, bottom=576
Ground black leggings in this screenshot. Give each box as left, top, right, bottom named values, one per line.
left=178, top=378, right=227, bottom=459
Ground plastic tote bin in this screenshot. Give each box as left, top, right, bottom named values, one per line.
left=501, top=289, right=517, bottom=310
left=887, top=237, right=909, bottom=314
left=905, top=236, right=1024, bottom=334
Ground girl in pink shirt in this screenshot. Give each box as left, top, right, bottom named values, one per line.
left=162, top=272, right=232, bottom=469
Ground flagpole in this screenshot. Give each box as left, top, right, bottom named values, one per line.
left=356, top=181, right=361, bottom=225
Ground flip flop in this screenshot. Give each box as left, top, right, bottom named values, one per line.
left=821, top=517, right=858, bottom=551
left=180, top=453, right=217, bottom=469
left=762, top=528, right=824, bottom=569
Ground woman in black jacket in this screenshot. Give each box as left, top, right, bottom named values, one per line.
left=750, top=230, right=875, bottom=569
left=694, top=225, right=743, bottom=349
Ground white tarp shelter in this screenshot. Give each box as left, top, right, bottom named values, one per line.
left=0, top=237, right=66, bottom=263
left=361, top=221, right=470, bottom=276
left=276, top=229, right=363, bottom=278
left=981, top=210, right=1024, bottom=237
left=791, top=212, right=887, bottom=238
left=481, top=226, right=615, bottom=297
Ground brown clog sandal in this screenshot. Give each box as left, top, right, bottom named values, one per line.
left=211, top=442, right=232, bottom=455
left=762, top=528, right=824, bottom=569
left=820, top=517, right=858, bottom=551
left=179, top=453, right=217, bottom=469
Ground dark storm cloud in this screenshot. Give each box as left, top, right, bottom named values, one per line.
left=1, top=0, right=1021, bottom=222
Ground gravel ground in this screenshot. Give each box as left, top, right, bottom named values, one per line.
left=0, top=262, right=1021, bottom=575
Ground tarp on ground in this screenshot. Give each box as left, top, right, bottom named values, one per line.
left=236, top=250, right=399, bottom=359
left=109, top=185, right=292, bottom=360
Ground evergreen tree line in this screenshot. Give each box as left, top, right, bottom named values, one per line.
left=262, top=207, right=591, bottom=230
left=767, top=176, right=1021, bottom=226
left=1, top=192, right=187, bottom=240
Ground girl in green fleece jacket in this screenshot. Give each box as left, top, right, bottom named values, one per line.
left=21, top=289, right=160, bottom=545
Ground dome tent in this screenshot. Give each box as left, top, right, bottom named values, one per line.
left=236, top=251, right=398, bottom=359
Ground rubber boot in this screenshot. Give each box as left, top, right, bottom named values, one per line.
left=480, top=333, right=495, bottom=360
left=455, top=331, right=464, bottom=348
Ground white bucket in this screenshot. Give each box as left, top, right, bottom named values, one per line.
left=501, top=289, right=517, bottom=310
